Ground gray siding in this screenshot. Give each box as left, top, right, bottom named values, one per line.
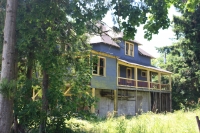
left=91, top=55, right=117, bottom=90
left=95, top=89, right=150, bottom=117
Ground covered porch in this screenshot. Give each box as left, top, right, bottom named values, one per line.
left=117, top=59, right=172, bottom=92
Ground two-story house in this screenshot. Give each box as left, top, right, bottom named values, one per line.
left=89, top=27, right=172, bottom=117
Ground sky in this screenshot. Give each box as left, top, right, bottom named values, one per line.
left=102, top=6, right=181, bottom=58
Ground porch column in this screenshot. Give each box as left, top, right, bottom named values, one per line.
left=114, top=89, right=118, bottom=115
left=158, top=72, right=161, bottom=90
left=159, top=92, right=161, bottom=112
left=147, top=70, right=151, bottom=111
left=134, top=67, right=138, bottom=88
left=169, top=74, right=172, bottom=91
left=147, top=70, right=150, bottom=89
left=169, top=74, right=172, bottom=112
left=134, top=67, right=138, bottom=114
left=117, top=61, right=119, bottom=86
left=91, top=88, right=95, bottom=113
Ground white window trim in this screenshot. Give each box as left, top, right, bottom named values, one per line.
left=125, top=41, right=134, bottom=57
left=92, top=56, right=106, bottom=76
left=141, top=70, right=147, bottom=77
left=126, top=68, right=132, bottom=79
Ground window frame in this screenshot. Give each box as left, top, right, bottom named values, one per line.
left=141, top=70, right=147, bottom=77
left=125, top=41, right=134, bottom=57
left=126, top=68, right=132, bottom=79
left=92, top=56, right=106, bottom=76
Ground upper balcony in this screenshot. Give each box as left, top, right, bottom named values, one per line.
left=117, top=59, right=172, bottom=92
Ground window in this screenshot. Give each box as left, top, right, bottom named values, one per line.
left=125, top=42, right=134, bottom=57
left=126, top=68, right=132, bottom=79
left=141, top=71, right=147, bottom=77
left=93, top=56, right=106, bottom=76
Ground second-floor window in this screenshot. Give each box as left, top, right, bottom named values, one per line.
left=93, top=56, right=106, bottom=76
left=125, top=42, right=134, bottom=57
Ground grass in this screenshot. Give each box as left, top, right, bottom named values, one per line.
left=66, top=110, right=200, bottom=133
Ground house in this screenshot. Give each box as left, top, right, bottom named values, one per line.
left=89, top=26, right=172, bottom=117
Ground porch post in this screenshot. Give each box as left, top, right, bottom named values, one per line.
left=114, top=89, right=118, bottom=115
left=91, top=88, right=95, bottom=113
left=169, top=74, right=172, bottom=91
left=134, top=67, right=138, bottom=88
left=147, top=70, right=151, bottom=111
left=158, top=72, right=161, bottom=112
left=147, top=70, right=150, bottom=89
left=117, top=61, right=119, bottom=86
left=159, top=92, right=161, bottom=112
left=134, top=67, right=138, bottom=114
left=158, top=72, right=161, bottom=90
left=169, top=74, right=172, bottom=112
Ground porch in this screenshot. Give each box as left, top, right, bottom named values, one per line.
left=117, top=59, right=172, bottom=92
left=118, top=78, right=170, bottom=91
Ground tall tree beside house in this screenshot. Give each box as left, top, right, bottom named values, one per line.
left=0, top=0, right=6, bottom=61
left=0, top=0, right=18, bottom=133
left=14, top=0, right=104, bottom=132
left=154, top=5, right=200, bottom=109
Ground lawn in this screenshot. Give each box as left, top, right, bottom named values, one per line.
left=66, top=110, right=200, bottom=133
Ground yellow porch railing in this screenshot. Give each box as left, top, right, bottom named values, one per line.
left=137, top=80, right=148, bottom=88
left=118, top=77, right=170, bottom=91
left=118, top=77, right=136, bottom=87
left=150, top=82, right=159, bottom=89
left=161, top=84, right=170, bottom=90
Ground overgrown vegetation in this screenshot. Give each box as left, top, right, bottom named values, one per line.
left=66, top=110, right=200, bottom=133
left=1, top=0, right=200, bottom=132
left=0, top=78, right=16, bottom=99
left=154, top=5, right=200, bottom=110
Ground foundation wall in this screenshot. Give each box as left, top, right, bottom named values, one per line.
left=95, top=89, right=151, bottom=117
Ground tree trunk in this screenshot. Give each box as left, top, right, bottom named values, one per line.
left=26, top=52, right=33, bottom=99
left=0, top=0, right=18, bottom=133
left=39, top=71, right=49, bottom=133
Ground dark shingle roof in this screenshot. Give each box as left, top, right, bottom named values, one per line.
left=90, top=34, right=120, bottom=48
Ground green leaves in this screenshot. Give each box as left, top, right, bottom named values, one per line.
left=0, top=78, right=16, bottom=99
left=155, top=5, right=200, bottom=110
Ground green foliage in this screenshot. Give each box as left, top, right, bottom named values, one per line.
left=0, top=0, right=6, bottom=67
left=111, top=0, right=171, bottom=40
left=155, top=5, right=200, bottom=110
left=116, top=116, right=126, bottom=133
left=66, top=110, right=200, bottom=133
left=0, top=78, right=16, bottom=99
left=14, top=0, right=98, bottom=131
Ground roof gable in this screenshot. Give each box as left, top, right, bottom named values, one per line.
left=90, top=34, right=120, bottom=48
left=138, top=47, right=155, bottom=59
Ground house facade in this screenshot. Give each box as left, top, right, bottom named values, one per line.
left=89, top=30, right=172, bottom=117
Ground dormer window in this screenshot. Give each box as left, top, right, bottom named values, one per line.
left=125, top=42, right=134, bottom=57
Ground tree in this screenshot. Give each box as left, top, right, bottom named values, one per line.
left=0, top=0, right=18, bottom=133
left=155, top=5, right=200, bottom=109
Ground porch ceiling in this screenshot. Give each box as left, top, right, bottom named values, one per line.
left=118, top=59, right=172, bottom=74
